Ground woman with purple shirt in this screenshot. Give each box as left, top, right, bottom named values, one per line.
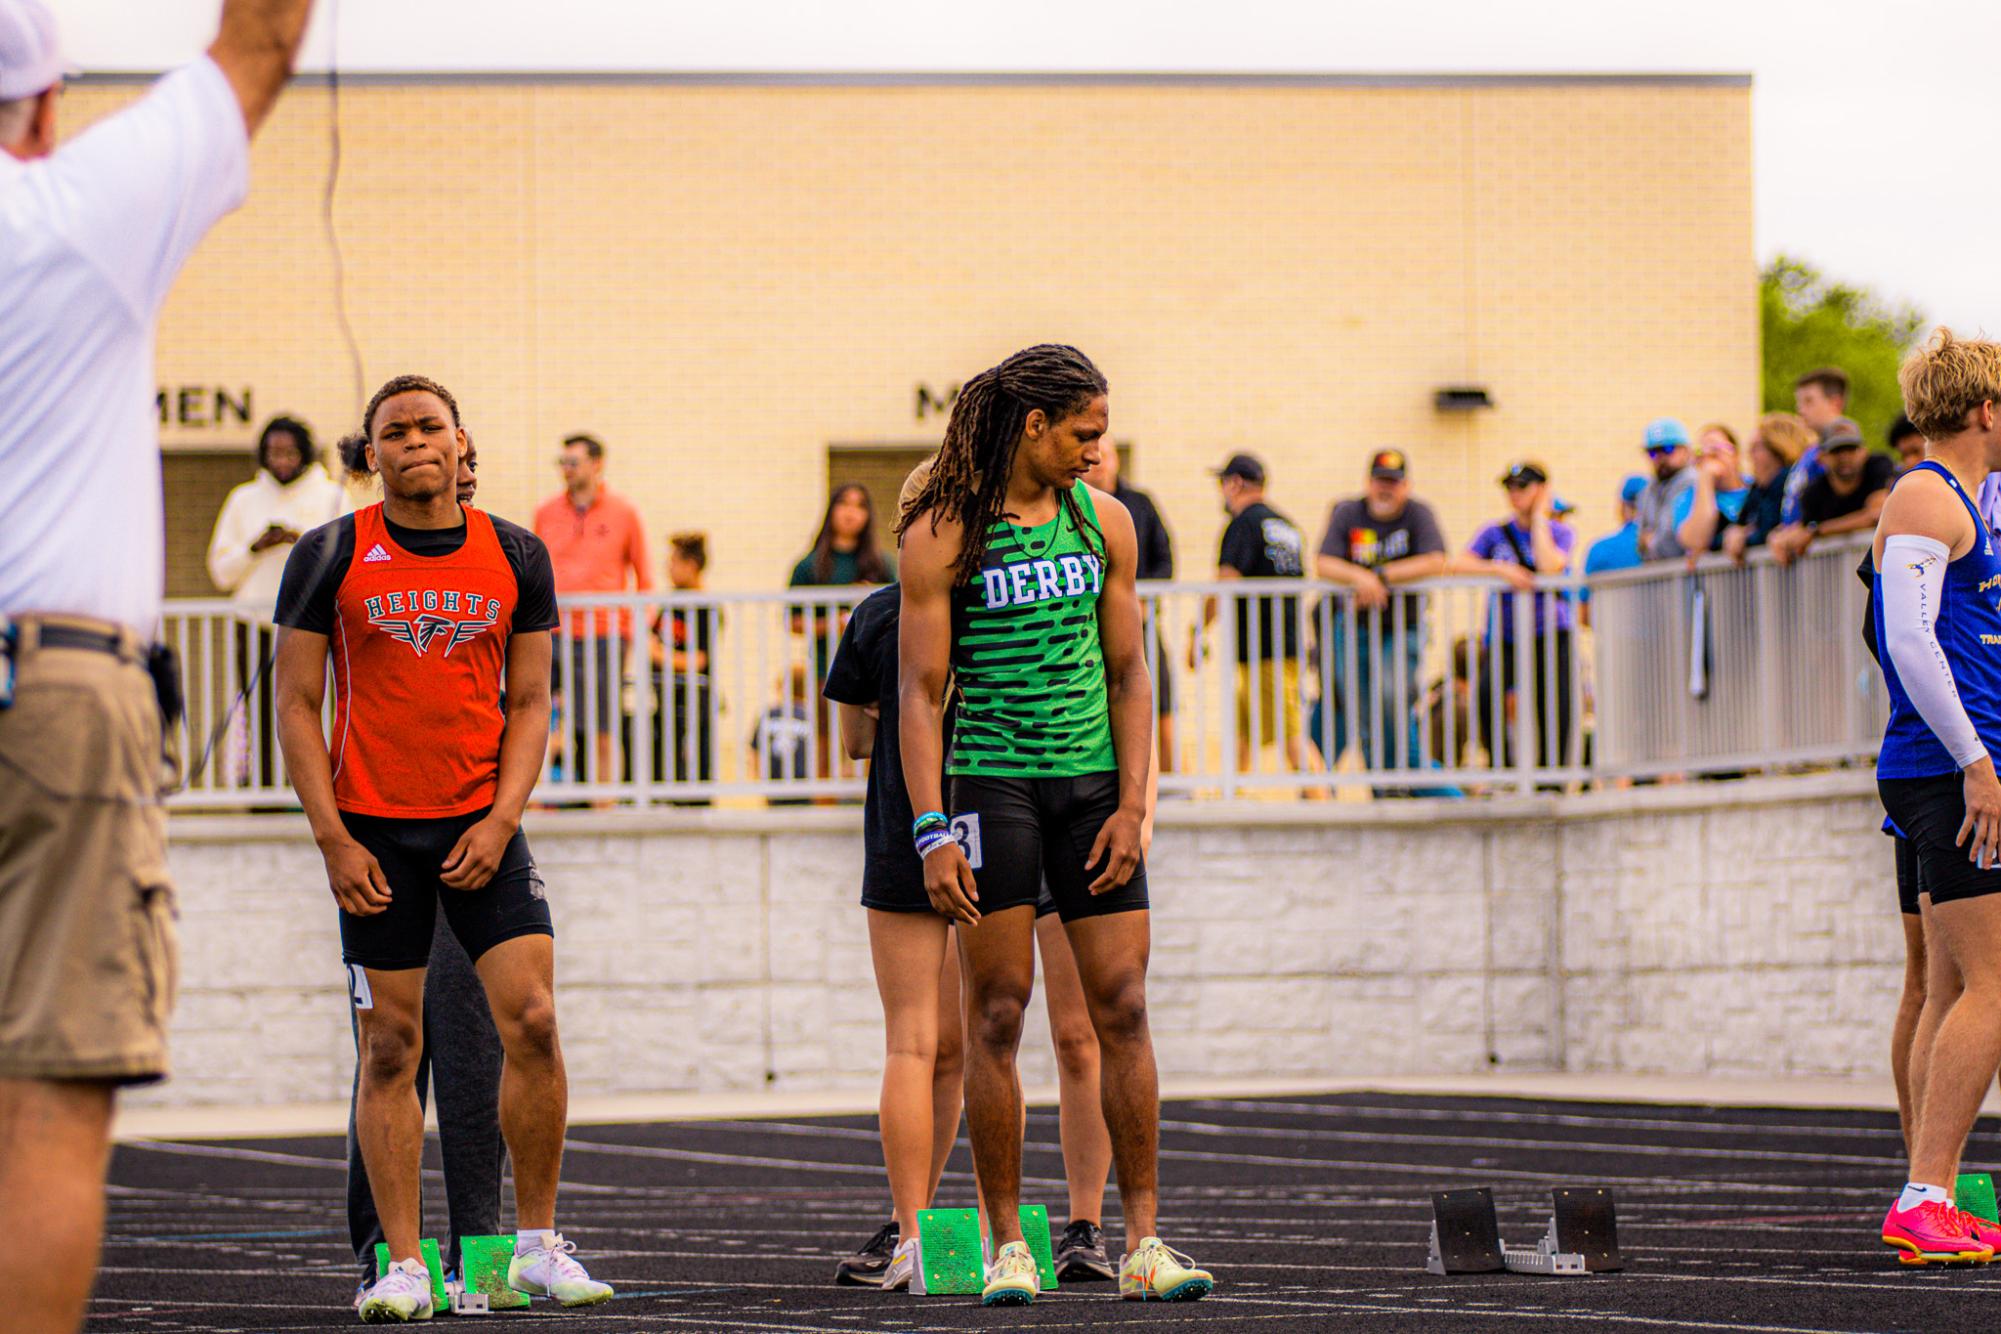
left=1458, top=460, right=1577, bottom=770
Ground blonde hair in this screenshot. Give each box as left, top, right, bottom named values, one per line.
left=1901, top=327, right=2001, bottom=441
left=898, top=455, right=937, bottom=526
left=1754, top=412, right=1813, bottom=467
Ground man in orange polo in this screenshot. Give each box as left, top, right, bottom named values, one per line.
left=532, top=434, right=652, bottom=790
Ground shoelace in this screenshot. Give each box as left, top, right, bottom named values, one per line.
left=861, top=1222, right=898, bottom=1257
left=1918, top=1201, right=1983, bottom=1238
left=993, top=1245, right=1037, bottom=1280
left=376, top=1263, right=427, bottom=1299
left=1136, top=1239, right=1200, bottom=1271
left=1061, top=1222, right=1100, bottom=1251
left=534, top=1235, right=591, bottom=1283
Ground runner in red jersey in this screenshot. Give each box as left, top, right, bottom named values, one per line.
left=275, top=376, right=613, bottom=1320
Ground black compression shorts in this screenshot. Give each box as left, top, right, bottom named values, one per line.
left=337, top=808, right=555, bottom=970
left=1880, top=774, right=2001, bottom=909
left=947, top=771, right=1149, bottom=923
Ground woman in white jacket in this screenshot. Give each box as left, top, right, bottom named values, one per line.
left=205, top=415, right=349, bottom=786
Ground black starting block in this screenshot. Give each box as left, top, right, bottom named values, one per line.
left=1426, top=1188, right=1506, bottom=1274
left=1427, top=1186, right=1621, bottom=1276
left=1502, top=1188, right=1622, bottom=1275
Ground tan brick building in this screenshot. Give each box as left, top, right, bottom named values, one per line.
left=65, top=72, right=1753, bottom=596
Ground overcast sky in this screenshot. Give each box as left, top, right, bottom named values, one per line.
left=52, top=0, right=2001, bottom=336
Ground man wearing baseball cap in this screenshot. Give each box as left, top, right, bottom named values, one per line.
left=1202, top=453, right=1322, bottom=782
left=1634, top=417, right=1698, bottom=560
left=0, top=2, right=315, bottom=1329
left=1768, top=415, right=1894, bottom=566
left=1584, top=475, right=1649, bottom=580
left=1311, top=449, right=1450, bottom=774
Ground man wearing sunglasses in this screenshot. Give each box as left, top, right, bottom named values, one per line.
left=1769, top=417, right=1893, bottom=566
left=1634, top=417, right=1698, bottom=560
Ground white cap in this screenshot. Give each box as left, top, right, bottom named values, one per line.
left=0, top=0, right=66, bottom=103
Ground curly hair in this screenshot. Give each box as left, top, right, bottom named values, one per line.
left=894, top=344, right=1108, bottom=582
left=342, top=375, right=463, bottom=477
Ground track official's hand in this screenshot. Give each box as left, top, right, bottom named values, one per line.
left=322, top=837, right=392, bottom=916
left=1087, top=807, right=1145, bottom=895
left=923, top=842, right=980, bottom=925
left=441, top=816, right=514, bottom=891
left=1959, top=756, right=2001, bottom=870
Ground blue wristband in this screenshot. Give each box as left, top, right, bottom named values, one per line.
left=912, top=811, right=949, bottom=836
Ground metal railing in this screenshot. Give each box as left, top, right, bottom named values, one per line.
left=161, top=535, right=1884, bottom=808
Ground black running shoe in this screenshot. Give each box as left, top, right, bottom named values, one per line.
left=834, top=1220, right=900, bottom=1286
left=1054, top=1219, right=1115, bottom=1281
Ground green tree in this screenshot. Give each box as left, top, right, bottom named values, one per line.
left=1762, top=255, right=1926, bottom=451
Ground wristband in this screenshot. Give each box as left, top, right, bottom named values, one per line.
left=915, top=830, right=957, bottom=859
left=912, top=810, right=949, bottom=835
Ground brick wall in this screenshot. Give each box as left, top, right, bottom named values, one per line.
left=63, top=74, right=1754, bottom=599
left=132, top=772, right=1897, bottom=1109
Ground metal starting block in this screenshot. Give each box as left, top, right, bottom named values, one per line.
left=911, top=1205, right=1059, bottom=1295
left=1426, top=1188, right=1506, bottom=1274
left=1958, top=1173, right=1998, bottom=1224
left=1502, top=1188, right=1621, bottom=1275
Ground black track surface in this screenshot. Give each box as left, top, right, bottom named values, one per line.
left=88, top=1092, right=2001, bottom=1332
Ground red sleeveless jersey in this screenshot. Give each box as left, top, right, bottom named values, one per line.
left=329, top=504, right=521, bottom=817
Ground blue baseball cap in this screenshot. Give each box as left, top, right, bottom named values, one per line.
left=1619, top=474, right=1647, bottom=505
left=1643, top=417, right=1690, bottom=451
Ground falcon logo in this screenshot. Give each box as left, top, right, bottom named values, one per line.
left=363, top=589, right=503, bottom=657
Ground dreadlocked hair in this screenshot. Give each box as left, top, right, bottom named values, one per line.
left=895, top=344, right=1109, bottom=583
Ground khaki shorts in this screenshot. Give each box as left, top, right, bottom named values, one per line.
left=0, top=617, right=180, bottom=1084
left=1235, top=659, right=1303, bottom=748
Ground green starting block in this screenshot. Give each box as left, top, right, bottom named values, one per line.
left=1958, top=1173, right=1998, bottom=1224
left=457, top=1235, right=533, bottom=1311
left=373, top=1238, right=448, bottom=1308
left=911, top=1205, right=1058, bottom=1295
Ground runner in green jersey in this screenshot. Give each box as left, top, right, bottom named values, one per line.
left=897, top=344, right=1213, bottom=1308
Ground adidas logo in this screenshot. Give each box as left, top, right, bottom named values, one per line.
left=362, top=544, right=392, bottom=564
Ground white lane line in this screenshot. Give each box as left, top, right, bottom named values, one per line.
left=1191, top=1099, right=1904, bottom=1142
left=1154, top=1116, right=1897, bottom=1168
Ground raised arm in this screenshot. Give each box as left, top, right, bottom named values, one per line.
left=208, top=0, right=317, bottom=137
left=899, top=512, right=979, bottom=923
left=1090, top=489, right=1150, bottom=894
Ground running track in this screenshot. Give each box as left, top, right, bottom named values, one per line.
left=87, top=1092, right=2001, bottom=1332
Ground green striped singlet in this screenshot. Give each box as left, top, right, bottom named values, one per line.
left=948, top=486, right=1116, bottom=777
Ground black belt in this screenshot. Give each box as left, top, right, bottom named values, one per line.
left=36, top=625, right=128, bottom=657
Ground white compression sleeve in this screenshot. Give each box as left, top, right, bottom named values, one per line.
left=1881, top=533, right=1989, bottom=769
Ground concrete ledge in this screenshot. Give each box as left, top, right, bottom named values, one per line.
left=165, top=769, right=1880, bottom=841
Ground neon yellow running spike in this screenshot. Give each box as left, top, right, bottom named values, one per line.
left=1119, top=1237, right=1214, bottom=1301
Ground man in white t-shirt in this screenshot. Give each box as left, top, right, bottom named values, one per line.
left=0, top=3, right=314, bottom=1330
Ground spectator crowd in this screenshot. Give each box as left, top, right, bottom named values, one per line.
left=203, top=361, right=1897, bottom=800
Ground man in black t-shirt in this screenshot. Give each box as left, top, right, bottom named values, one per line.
left=1198, top=454, right=1320, bottom=779
left=1311, top=450, right=1449, bottom=774
left=1768, top=416, right=1894, bottom=566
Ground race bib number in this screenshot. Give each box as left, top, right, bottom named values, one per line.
left=347, top=963, right=374, bottom=1011
left=950, top=813, right=984, bottom=870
